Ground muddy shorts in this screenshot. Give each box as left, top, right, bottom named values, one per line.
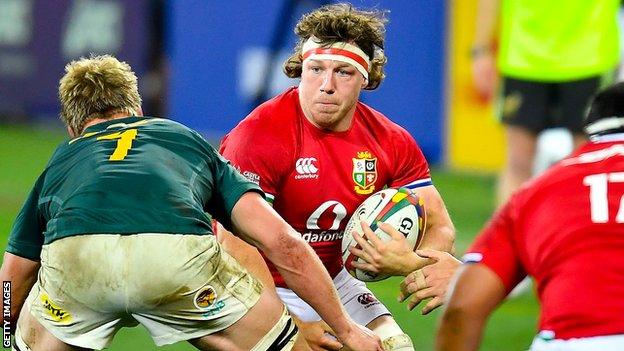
left=24, top=233, right=262, bottom=349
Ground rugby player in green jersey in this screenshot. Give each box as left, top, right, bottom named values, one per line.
left=0, top=55, right=382, bottom=351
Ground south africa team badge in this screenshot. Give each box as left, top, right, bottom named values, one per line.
left=194, top=285, right=218, bottom=310
left=352, top=151, right=377, bottom=194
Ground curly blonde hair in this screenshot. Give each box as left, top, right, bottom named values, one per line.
left=283, top=3, right=388, bottom=90
left=59, top=54, right=142, bottom=134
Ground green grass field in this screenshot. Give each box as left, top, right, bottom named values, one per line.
left=0, top=124, right=539, bottom=350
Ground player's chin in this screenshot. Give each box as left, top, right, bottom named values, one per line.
left=311, top=112, right=341, bottom=129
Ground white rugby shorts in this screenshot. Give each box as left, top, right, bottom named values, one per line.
left=25, top=234, right=262, bottom=349
left=276, top=268, right=391, bottom=326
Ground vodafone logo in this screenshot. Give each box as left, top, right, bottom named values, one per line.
left=295, top=157, right=319, bottom=180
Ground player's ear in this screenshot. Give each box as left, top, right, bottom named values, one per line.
left=361, top=77, right=368, bottom=89
left=66, top=126, right=76, bottom=138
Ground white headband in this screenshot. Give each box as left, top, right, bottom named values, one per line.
left=584, top=116, right=624, bottom=134
left=302, top=37, right=370, bottom=80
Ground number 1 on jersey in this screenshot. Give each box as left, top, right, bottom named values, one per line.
left=97, top=129, right=138, bottom=161
left=583, top=172, right=624, bottom=223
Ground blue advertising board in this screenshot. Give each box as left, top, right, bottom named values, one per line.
left=167, top=1, right=446, bottom=163
left=0, top=0, right=151, bottom=120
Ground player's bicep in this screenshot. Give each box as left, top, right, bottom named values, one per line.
left=389, top=129, right=431, bottom=187
left=411, top=185, right=451, bottom=224
left=410, top=185, right=455, bottom=252
left=229, top=191, right=292, bottom=251
left=445, top=263, right=507, bottom=317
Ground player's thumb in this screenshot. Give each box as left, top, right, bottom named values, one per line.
left=320, top=333, right=344, bottom=350
left=415, top=249, right=442, bottom=261
left=320, top=321, right=335, bottom=334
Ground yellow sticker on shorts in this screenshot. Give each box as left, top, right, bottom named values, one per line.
left=194, top=285, right=218, bottom=310
left=40, top=293, right=71, bottom=323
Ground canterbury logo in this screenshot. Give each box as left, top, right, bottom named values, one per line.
left=295, top=157, right=319, bottom=179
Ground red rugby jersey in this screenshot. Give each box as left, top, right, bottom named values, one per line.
left=220, top=87, right=431, bottom=287
left=465, top=135, right=624, bottom=340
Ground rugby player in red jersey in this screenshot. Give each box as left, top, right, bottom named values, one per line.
left=219, top=4, right=456, bottom=350
left=438, top=82, right=624, bottom=350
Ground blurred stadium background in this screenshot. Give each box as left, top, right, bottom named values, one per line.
left=4, top=0, right=600, bottom=349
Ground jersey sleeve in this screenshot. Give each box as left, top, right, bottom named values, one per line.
left=219, top=115, right=292, bottom=203
left=202, top=141, right=264, bottom=229
left=389, top=128, right=432, bottom=190
left=463, top=197, right=527, bottom=294
left=6, top=176, right=46, bottom=261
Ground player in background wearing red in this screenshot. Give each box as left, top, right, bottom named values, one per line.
left=218, top=4, right=456, bottom=350
left=437, top=82, right=624, bottom=350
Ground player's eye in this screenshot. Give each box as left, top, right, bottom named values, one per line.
left=337, top=68, right=354, bottom=77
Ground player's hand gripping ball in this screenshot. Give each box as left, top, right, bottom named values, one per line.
left=342, top=188, right=426, bottom=281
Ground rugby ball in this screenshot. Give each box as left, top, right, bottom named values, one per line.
left=342, top=188, right=426, bottom=282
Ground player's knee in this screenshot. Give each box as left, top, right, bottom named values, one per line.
left=251, top=306, right=299, bottom=351
left=373, top=321, right=414, bottom=351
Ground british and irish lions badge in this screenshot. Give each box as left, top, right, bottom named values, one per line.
left=352, top=151, right=377, bottom=195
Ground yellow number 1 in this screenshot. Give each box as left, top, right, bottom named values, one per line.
left=97, top=129, right=138, bottom=161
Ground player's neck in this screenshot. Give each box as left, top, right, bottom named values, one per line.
left=78, top=112, right=142, bottom=136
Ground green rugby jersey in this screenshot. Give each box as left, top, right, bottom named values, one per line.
left=498, top=0, right=620, bottom=81
left=7, top=116, right=262, bottom=260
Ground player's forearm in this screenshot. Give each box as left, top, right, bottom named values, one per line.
left=229, top=193, right=353, bottom=336
left=0, top=253, right=40, bottom=327
left=403, top=188, right=456, bottom=273
left=413, top=186, right=456, bottom=258
left=264, top=230, right=352, bottom=336
left=419, top=222, right=456, bottom=255
left=437, top=264, right=506, bottom=350
left=436, top=307, right=485, bottom=351
left=473, top=0, right=499, bottom=49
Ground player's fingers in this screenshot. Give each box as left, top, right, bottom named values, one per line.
left=407, top=270, right=427, bottom=293
left=407, top=294, right=423, bottom=311
left=351, top=232, right=376, bottom=257
left=398, top=288, right=409, bottom=303
left=351, top=259, right=378, bottom=273
left=360, top=220, right=383, bottom=246
left=319, top=321, right=335, bottom=334
left=399, top=270, right=423, bottom=293
left=413, top=286, right=437, bottom=300
left=401, top=270, right=416, bottom=286
left=398, top=270, right=426, bottom=302
left=378, top=222, right=405, bottom=242
left=348, top=245, right=370, bottom=261
left=421, top=296, right=444, bottom=315
left=398, top=280, right=410, bottom=302
left=318, top=335, right=344, bottom=351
